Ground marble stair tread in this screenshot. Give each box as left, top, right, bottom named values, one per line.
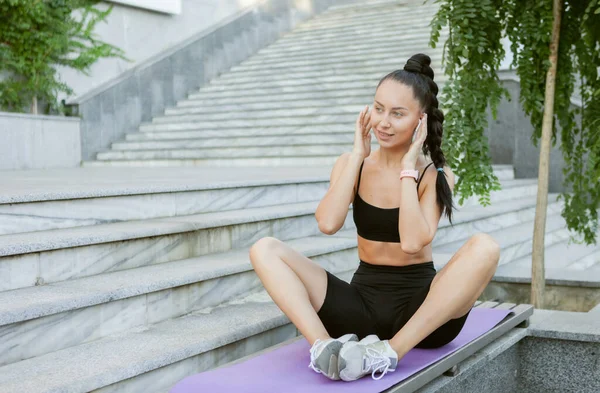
left=494, top=238, right=600, bottom=286
left=0, top=188, right=550, bottom=326
left=246, top=44, right=444, bottom=67
left=126, top=129, right=354, bottom=142
left=167, top=98, right=389, bottom=115
left=261, top=26, right=436, bottom=51
left=0, top=200, right=322, bottom=257
left=0, top=166, right=332, bottom=204
left=434, top=213, right=567, bottom=257
left=186, top=88, right=373, bottom=102
left=273, top=17, right=436, bottom=42
left=0, top=174, right=524, bottom=256
left=96, top=144, right=378, bottom=160
left=197, top=72, right=446, bottom=92
left=110, top=139, right=373, bottom=151
left=233, top=50, right=443, bottom=70
left=152, top=104, right=419, bottom=123
left=326, top=0, right=411, bottom=12
left=130, top=124, right=355, bottom=139
left=0, top=230, right=356, bottom=327
left=447, top=193, right=560, bottom=225
left=113, top=134, right=357, bottom=150
left=0, top=292, right=289, bottom=393
left=294, top=3, right=428, bottom=26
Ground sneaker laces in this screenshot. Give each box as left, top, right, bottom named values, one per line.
left=308, top=339, right=324, bottom=374
left=363, top=347, right=395, bottom=380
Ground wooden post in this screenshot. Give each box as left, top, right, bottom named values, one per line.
left=531, top=0, right=563, bottom=309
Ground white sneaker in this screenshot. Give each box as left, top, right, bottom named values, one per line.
left=338, top=335, right=399, bottom=381
left=308, top=333, right=359, bottom=380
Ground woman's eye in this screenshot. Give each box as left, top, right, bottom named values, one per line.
left=394, top=112, right=402, bottom=117
left=375, top=108, right=382, bottom=112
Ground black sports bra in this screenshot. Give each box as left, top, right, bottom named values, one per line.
left=352, top=162, right=434, bottom=243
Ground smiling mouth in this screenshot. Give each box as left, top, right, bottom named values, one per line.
left=377, top=130, right=394, bottom=137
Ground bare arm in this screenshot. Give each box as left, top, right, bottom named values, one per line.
left=398, top=165, right=455, bottom=253
left=315, top=152, right=364, bottom=235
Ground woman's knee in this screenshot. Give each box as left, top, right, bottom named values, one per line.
left=470, top=233, right=500, bottom=260
left=249, top=236, right=281, bottom=266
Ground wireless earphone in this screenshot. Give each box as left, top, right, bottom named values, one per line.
left=412, top=118, right=423, bottom=143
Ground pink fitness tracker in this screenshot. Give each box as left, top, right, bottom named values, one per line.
left=400, top=169, right=419, bottom=182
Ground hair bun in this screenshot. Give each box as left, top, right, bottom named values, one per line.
left=403, top=53, right=434, bottom=81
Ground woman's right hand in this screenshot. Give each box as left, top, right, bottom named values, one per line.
left=352, top=105, right=372, bottom=159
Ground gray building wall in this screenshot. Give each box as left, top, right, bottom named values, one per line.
left=0, top=112, right=81, bottom=170
left=58, top=0, right=261, bottom=102
left=486, top=76, right=571, bottom=193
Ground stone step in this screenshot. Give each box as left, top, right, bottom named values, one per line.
left=282, top=9, right=434, bottom=33
left=492, top=235, right=600, bottom=287
left=257, top=28, right=438, bottom=57
left=0, top=166, right=332, bottom=236
left=434, top=194, right=562, bottom=247
left=0, top=290, right=297, bottom=393
left=0, top=175, right=532, bottom=291
left=186, top=87, right=373, bottom=102
left=135, top=112, right=396, bottom=132
left=261, top=22, right=436, bottom=52
left=0, top=194, right=560, bottom=370
left=166, top=98, right=373, bottom=116
left=290, top=3, right=433, bottom=31
left=227, top=54, right=444, bottom=75
left=568, top=247, right=600, bottom=271
left=434, top=213, right=570, bottom=268
left=250, top=39, right=445, bottom=63
left=0, top=232, right=357, bottom=367
left=114, top=134, right=357, bottom=150
left=154, top=103, right=414, bottom=124
left=127, top=124, right=352, bottom=140
left=503, top=238, right=600, bottom=271
left=0, top=200, right=344, bottom=291
left=97, top=143, right=380, bottom=160
left=212, top=62, right=443, bottom=86
left=250, top=31, right=444, bottom=63
left=325, top=0, right=416, bottom=13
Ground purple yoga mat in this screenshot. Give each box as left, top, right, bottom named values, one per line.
left=170, top=308, right=512, bottom=393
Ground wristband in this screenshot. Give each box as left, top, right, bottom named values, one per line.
left=400, top=169, right=419, bottom=182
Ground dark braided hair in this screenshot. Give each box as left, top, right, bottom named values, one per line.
left=376, top=53, right=454, bottom=223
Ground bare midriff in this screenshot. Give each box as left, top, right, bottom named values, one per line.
left=356, top=235, right=434, bottom=266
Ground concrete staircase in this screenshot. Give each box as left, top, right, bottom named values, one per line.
left=1, top=163, right=599, bottom=392
left=84, top=0, right=448, bottom=168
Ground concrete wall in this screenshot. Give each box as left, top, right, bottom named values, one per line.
left=57, top=0, right=260, bottom=102
left=68, top=0, right=354, bottom=161
left=487, top=75, right=571, bottom=193
left=0, top=112, right=81, bottom=170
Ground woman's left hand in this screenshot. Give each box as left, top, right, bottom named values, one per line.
left=401, top=113, right=428, bottom=170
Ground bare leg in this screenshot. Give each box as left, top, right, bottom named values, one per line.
left=249, top=236, right=331, bottom=345
left=388, top=233, right=501, bottom=359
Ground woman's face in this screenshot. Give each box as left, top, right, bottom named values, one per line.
left=371, top=79, right=423, bottom=146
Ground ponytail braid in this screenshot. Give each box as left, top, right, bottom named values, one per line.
left=377, top=53, right=455, bottom=223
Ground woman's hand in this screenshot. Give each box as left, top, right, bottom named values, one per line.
left=401, top=113, right=428, bottom=169
left=352, top=105, right=372, bottom=160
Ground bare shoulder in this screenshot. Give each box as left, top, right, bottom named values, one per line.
left=421, top=162, right=455, bottom=191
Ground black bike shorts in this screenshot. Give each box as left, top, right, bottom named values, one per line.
left=316, top=260, right=471, bottom=349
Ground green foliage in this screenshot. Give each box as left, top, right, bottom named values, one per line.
left=0, top=0, right=129, bottom=114
left=430, top=0, right=600, bottom=244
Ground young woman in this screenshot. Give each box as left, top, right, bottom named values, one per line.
left=249, top=53, right=500, bottom=382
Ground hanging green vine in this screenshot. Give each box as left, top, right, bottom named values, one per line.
left=430, top=0, right=600, bottom=244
